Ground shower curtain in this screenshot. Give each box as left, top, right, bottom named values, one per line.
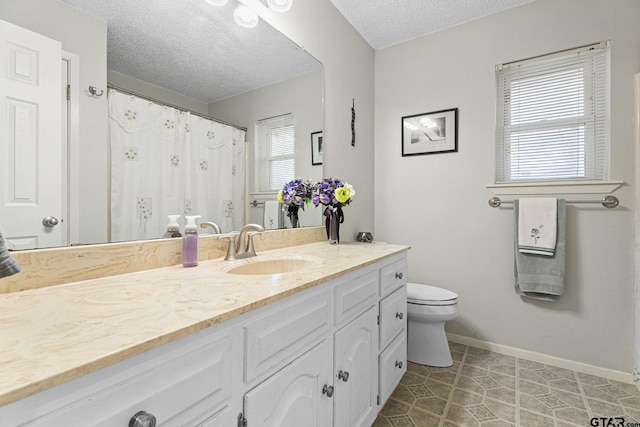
left=108, top=89, right=245, bottom=242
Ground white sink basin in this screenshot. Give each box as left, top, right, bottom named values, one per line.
left=224, top=256, right=319, bottom=275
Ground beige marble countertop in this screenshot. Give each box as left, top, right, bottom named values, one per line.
left=0, top=241, right=409, bottom=407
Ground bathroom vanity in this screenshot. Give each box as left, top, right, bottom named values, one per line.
left=0, top=241, right=408, bottom=427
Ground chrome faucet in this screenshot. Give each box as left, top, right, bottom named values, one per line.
left=218, top=223, right=265, bottom=261
left=201, top=221, right=221, bottom=234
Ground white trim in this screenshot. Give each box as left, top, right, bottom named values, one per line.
left=62, top=50, right=80, bottom=245
left=447, top=333, right=636, bottom=384
left=486, top=180, right=623, bottom=195
left=634, top=72, right=640, bottom=381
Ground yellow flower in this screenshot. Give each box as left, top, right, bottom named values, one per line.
left=335, top=187, right=351, bottom=204
left=277, top=190, right=284, bottom=203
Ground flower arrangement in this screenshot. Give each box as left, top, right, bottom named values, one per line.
left=312, top=178, right=356, bottom=244
left=277, top=179, right=315, bottom=228
left=311, top=178, right=356, bottom=208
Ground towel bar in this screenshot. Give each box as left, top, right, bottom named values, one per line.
left=488, top=195, right=619, bottom=209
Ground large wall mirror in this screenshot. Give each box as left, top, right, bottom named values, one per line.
left=0, top=0, right=323, bottom=250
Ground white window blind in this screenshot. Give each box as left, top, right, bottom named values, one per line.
left=256, top=113, right=295, bottom=191
left=495, top=41, right=609, bottom=183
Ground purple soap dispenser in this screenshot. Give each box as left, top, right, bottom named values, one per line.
left=183, top=215, right=201, bottom=267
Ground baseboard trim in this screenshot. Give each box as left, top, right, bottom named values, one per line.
left=447, top=333, right=635, bottom=384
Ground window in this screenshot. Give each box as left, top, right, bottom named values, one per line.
left=495, top=41, right=609, bottom=184
left=256, top=113, right=295, bottom=191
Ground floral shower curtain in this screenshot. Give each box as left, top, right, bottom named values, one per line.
left=108, top=89, right=245, bottom=242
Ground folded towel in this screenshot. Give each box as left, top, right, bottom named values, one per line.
left=263, top=200, right=280, bottom=230
left=0, top=231, right=21, bottom=279
left=514, top=199, right=566, bottom=301
left=518, top=198, right=558, bottom=256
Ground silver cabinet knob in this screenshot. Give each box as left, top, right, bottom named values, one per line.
left=395, top=272, right=403, bottom=279
left=322, top=384, right=334, bottom=398
left=395, top=361, right=403, bottom=369
left=42, top=216, right=59, bottom=227
left=396, top=312, right=404, bottom=320
left=338, top=370, right=349, bottom=382
left=129, top=411, right=156, bottom=427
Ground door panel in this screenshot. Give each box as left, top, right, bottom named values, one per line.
left=0, top=19, right=64, bottom=249
left=243, top=340, right=331, bottom=427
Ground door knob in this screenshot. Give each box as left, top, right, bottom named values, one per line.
left=395, top=360, right=403, bottom=369
left=42, top=216, right=59, bottom=227
left=322, top=384, right=334, bottom=397
left=395, top=272, right=403, bottom=279
left=396, top=312, right=404, bottom=320
left=129, top=411, right=156, bottom=427
left=338, top=370, right=349, bottom=382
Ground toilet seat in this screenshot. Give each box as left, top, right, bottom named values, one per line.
left=407, top=282, right=458, bottom=306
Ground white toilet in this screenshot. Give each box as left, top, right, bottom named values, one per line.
left=406, top=282, right=459, bottom=367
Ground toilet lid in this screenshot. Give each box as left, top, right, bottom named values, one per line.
left=407, top=282, right=458, bottom=304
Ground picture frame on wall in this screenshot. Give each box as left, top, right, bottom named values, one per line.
left=311, top=131, right=323, bottom=165
left=401, top=108, right=458, bottom=156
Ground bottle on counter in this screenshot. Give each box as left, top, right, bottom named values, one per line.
left=183, top=215, right=201, bottom=267
left=162, top=214, right=182, bottom=238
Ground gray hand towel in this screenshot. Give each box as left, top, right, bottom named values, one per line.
left=0, top=231, right=21, bottom=278
left=514, top=199, right=566, bottom=301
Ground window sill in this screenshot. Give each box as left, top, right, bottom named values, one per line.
left=486, top=180, right=624, bottom=195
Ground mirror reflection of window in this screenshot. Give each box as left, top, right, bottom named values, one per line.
left=256, top=113, right=295, bottom=191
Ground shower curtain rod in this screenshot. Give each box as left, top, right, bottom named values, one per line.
left=106, top=84, right=248, bottom=132
left=488, top=196, right=619, bottom=209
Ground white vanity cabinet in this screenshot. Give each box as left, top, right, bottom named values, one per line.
left=378, top=256, right=408, bottom=405
left=0, top=327, right=236, bottom=427
left=0, top=251, right=408, bottom=427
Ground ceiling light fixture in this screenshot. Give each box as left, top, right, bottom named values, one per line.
left=234, top=4, right=259, bottom=28
left=266, top=0, right=292, bottom=13
left=207, top=0, right=293, bottom=29
left=205, top=0, right=229, bottom=6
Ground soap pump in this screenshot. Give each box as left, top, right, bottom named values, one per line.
left=163, top=214, right=182, bottom=238
left=183, top=215, right=201, bottom=267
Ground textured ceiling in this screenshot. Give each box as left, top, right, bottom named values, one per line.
left=329, top=0, right=535, bottom=49
left=59, top=0, right=534, bottom=103
left=60, top=0, right=322, bottom=103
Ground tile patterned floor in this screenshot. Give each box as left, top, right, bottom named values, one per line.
left=373, top=342, right=640, bottom=427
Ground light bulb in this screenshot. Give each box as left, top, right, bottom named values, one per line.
left=234, top=5, right=259, bottom=28
left=267, top=0, right=292, bottom=12
left=205, top=0, right=228, bottom=6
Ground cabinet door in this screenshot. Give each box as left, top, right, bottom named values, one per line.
left=243, top=340, right=332, bottom=427
left=334, top=306, right=377, bottom=427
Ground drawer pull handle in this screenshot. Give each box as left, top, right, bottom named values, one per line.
left=395, top=360, right=403, bottom=369
left=396, top=312, right=404, bottom=320
left=322, top=384, right=335, bottom=397
left=338, top=370, right=350, bottom=382
left=395, top=272, right=403, bottom=279
left=129, top=411, right=156, bottom=427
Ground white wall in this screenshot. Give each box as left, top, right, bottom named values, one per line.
left=375, top=0, right=640, bottom=373
left=258, top=0, right=375, bottom=239
left=209, top=70, right=323, bottom=228
left=0, top=0, right=108, bottom=245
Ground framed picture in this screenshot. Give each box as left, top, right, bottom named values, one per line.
left=311, top=131, right=323, bottom=165
left=401, top=108, right=458, bottom=156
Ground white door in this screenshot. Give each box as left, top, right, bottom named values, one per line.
left=243, top=340, right=332, bottom=427
left=0, top=19, right=65, bottom=249
left=334, top=306, right=378, bottom=427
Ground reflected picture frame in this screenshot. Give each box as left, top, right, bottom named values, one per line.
left=401, top=108, right=458, bottom=156
left=311, top=131, right=323, bottom=165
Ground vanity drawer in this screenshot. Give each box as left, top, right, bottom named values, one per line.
left=380, top=257, right=407, bottom=297
left=10, top=332, right=234, bottom=427
left=379, top=285, right=407, bottom=350
left=379, top=330, right=407, bottom=405
left=244, top=288, right=330, bottom=383
left=334, top=269, right=378, bottom=326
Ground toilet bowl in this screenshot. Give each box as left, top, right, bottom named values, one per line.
left=407, top=282, right=458, bottom=367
